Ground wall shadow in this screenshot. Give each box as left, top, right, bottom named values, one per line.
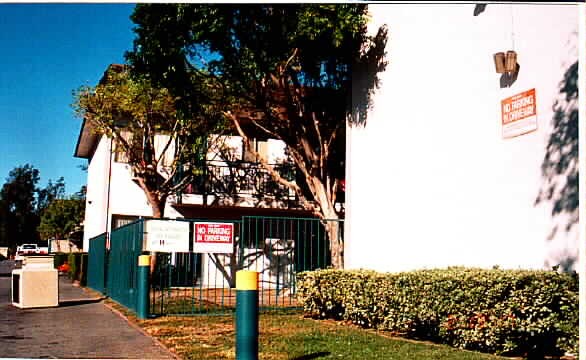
left=500, top=63, right=520, bottom=88
left=349, top=25, right=389, bottom=127
left=535, top=60, right=578, bottom=271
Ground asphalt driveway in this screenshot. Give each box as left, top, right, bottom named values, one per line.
left=0, top=260, right=176, bottom=359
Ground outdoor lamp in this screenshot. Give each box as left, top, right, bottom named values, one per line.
left=493, top=50, right=518, bottom=74
left=493, top=52, right=506, bottom=73
left=505, top=50, right=517, bottom=72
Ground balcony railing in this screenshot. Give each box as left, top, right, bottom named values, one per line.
left=181, top=161, right=297, bottom=202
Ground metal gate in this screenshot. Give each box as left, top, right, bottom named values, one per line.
left=87, top=233, right=108, bottom=294
left=150, top=216, right=342, bottom=316
left=87, top=216, right=342, bottom=317
left=107, top=220, right=144, bottom=313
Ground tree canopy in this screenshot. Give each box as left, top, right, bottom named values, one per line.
left=37, top=197, right=85, bottom=241
left=0, top=165, right=74, bottom=251
left=126, top=4, right=388, bottom=268
left=72, top=65, right=224, bottom=218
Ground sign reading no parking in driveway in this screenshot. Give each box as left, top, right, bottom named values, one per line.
left=501, top=88, right=537, bottom=139
left=193, top=222, right=234, bottom=253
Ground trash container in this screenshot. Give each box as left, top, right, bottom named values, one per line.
left=12, top=255, right=58, bottom=308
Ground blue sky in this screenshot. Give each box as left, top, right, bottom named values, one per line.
left=0, top=3, right=136, bottom=195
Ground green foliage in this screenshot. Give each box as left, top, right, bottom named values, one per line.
left=67, top=252, right=77, bottom=280
left=127, top=4, right=388, bottom=267
left=36, top=177, right=65, bottom=214
left=62, top=252, right=88, bottom=285
left=0, top=165, right=42, bottom=249
left=72, top=65, right=219, bottom=217
left=37, top=198, right=85, bottom=240
left=297, top=268, right=578, bottom=357
left=0, top=165, right=71, bottom=250
left=79, top=253, right=88, bottom=286
left=53, top=252, right=69, bottom=269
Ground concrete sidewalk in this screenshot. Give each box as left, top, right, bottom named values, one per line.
left=0, top=260, right=177, bottom=359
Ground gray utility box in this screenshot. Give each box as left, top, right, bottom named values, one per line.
left=12, top=255, right=58, bottom=308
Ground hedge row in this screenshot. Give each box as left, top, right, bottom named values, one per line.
left=53, top=252, right=88, bottom=286
left=296, top=268, right=578, bottom=357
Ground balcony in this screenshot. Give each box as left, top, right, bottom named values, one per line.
left=180, top=161, right=298, bottom=203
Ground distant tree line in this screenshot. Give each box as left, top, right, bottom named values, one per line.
left=0, top=164, right=85, bottom=254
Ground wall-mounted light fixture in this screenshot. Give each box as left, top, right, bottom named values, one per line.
left=493, top=52, right=506, bottom=73
left=493, top=50, right=517, bottom=74
left=493, top=50, right=519, bottom=88
left=504, top=51, right=517, bottom=72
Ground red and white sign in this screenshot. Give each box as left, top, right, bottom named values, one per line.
left=193, top=222, right=234, bottom=253
left=501, top=89, right=537, bottom=139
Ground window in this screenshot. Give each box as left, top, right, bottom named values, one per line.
left=111, top=214, right=139, bottom=231
left=113, top=131, right=133, bottom=163
left=243, top=138, right=268, bottom=162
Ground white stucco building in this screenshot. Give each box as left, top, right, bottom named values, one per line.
left=75, top=127, right=301, bottom=251
left=74, top=65, right=316, bottom=288
left=345, top=4, right=579, bottom=272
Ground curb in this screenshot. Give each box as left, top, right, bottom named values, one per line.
left=102, top=300, right=181, bottom=360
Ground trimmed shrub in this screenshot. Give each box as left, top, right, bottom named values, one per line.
left=67, top=252, right=78, bottom=280
left=54, top=252, right=88, bottom=285
left=79, top=253, right=88, bottom=286
left=53, top=252, right=69, bottom=269
left=297, top=267, right=578, bottom=357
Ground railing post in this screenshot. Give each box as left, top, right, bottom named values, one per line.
left=137, top=255, right=151, bottom=320
left=236, top=270, right=259, bottom=360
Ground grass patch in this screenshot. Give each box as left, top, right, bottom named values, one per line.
left=107, top=300, right=515, bottom=360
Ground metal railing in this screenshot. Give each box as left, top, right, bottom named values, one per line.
left=182, top=161, right=297, bottom=201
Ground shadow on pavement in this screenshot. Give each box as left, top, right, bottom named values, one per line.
left=59, top=298, right=105, bottom=307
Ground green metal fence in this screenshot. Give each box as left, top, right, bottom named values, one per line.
left=107, top=220, right=144, bottom=314
left=86, top=215, right=342, bottom=317
left=150, top=216, right=342, bottom=316
left=87, top=233, right=108, bottom=294
left=150, top=219, right=241, bottom=316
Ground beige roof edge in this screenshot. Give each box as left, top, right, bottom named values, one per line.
left=73, top=117, right=99, bottom=159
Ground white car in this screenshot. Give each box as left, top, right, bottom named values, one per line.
left=15, top=244, right=40, bottom=261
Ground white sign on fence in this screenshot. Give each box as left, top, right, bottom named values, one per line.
left=144, top=220, right=190, bottom=252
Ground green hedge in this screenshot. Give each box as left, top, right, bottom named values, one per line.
left=53, top=253, right=69, bottom=269
left=297, top=268, right=578, bottom=357
left=53, top=252, right=88, bottom=286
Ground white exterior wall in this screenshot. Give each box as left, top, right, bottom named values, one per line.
left=345, top=4, right=578, bottom=272
left=82, top=134, right=182, bottom=251
left=83, top=135, right=111, bottom=251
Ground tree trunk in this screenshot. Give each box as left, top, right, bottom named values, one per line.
left=309, top=179, right=343, bottom=269
left=322, top=206, right=343, bottom=269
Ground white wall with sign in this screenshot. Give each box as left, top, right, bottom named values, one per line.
left=345, top=4, right=578, bottom=273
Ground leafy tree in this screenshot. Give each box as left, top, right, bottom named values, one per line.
left=72, top=65, right=222, bottom=218
left=37, top=176, right=65, bottom=214
left=126, top=4, right=388, bottom=268
left=0, top=165, right=42, bottom=251
left=37, top=198, right=85, bottom=241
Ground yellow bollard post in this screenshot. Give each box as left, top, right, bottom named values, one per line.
left=236, top=270, right=259, bottom=360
